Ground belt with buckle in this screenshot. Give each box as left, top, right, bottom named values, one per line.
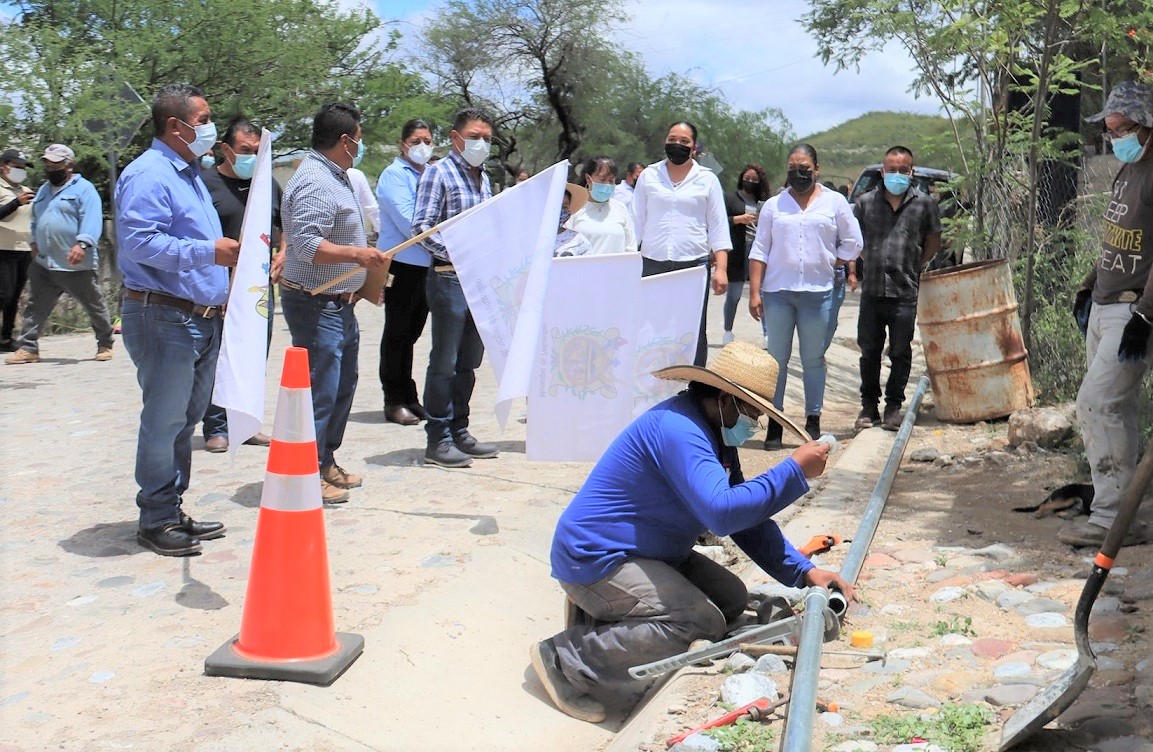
left=280, top=279, right=356, bottom=303
left=433, top=263, right=455, bottom=274
left=124, top=289, right=223, bottom=318
left=1119, top=290, right=1141, bottom=304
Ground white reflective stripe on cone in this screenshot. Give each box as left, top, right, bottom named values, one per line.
left=271, top=387, right=316, bottom=443
left=260, top=471, right=323, bottom=512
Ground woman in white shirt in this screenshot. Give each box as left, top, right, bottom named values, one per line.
left=748, top=144, right=862, bottom=447
left=565, top=156, right=636, bottom=256
left=632, top=121, right=731, bottom=366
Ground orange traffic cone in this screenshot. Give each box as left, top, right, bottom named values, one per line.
left=205, top=347, right=364, bottom=685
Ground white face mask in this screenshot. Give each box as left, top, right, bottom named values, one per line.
left=407, top=142, right=433, bottom=165
left=179, top=119, right=218, bottom=158
left=7, top=167, right=26, bottom=184
left=461, top=138, right=490, bottom=168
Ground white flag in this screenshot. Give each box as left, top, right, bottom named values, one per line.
left=632, top=266, right=706, bottom=416
left=527, top=254, right=642, bottom=461
left=439, top=161, right=568, bottom=427
left=214, top=129, right=274, bottom=455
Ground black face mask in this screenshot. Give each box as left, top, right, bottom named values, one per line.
left=786, top=168, right=814, bottom=193
left=740, top=180, right=760, bottom=194
left=46, top=169, right=68, bottom=187
left=664, top=143, right=692, bottom=165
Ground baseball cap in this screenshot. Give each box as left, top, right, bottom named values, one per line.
left=41, top=144, right=75, bottom=163
left=1086, top=81, right=1153, bottom=128
left=0, top=149, right=29, bottom=167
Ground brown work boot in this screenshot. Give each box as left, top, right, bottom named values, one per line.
left=320, top=479, right=350, bottom=504
left=205, top=436, right=228, bottom=453
left=322, top=463, right=362, bottom=489
left=882, top=405, right=902, bottom=431
left=95, top=347, right=113, bottom=361
left=1057, top=518, right=1150, bottom=548
left=5, top=349, right=39, bottom=365
left=529, top=639, right=606, bottom=723
left=854, top=407, right=880, bottom=432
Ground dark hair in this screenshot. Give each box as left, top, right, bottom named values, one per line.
left=626, top=161, right=644, bottom=174
left=452, top=107, right=495, bottom=132
left=736, top=163, right=770, bottom=201
left=787, top=143, right=819, bottom=166
left=222, top=117, right=260, bottom=147
left=687, top=380, right=723, bottom=401
left=886, top=145, right=914, bottom=161
left=400, top=118, right=432, bottom=142
left=311, top=103, right=361, bottom=150
left=151, top=83, right=205, bottom=136
left=582, top=155, right=617, bottom=181
left=667, top=120, right=698, bottom=142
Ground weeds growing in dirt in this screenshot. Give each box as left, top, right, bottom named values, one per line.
left=871, top=702, right=994, bottom=752
left=931, top=615, right=976, bottom=637
left=703, top=716, right=776, bottom=751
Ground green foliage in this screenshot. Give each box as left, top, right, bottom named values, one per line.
left=871, top=703, right=994, bottom=752
left=703, top=716, right=777, bottom=751
left=930, top=615, right=976, bottom=637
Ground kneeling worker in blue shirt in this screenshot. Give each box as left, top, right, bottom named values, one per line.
left=530, top=341, right=854, bottom=722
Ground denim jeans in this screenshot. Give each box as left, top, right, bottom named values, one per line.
left=642, top=256, right=710, bottom=366
left=762, top=288, right=832, bottom=416
left=280, top=287, right=359, bottom=470
left=857, top=294, right=917, bottom=410
left=203, top=285, right=275, bottom=439
left=423, top=270, right=485, bottom=445
left=723, top=279, right=745, bottom=332
left=824, top=270, right=847, bottom=351
left=120, top=297, right=222, bottom=529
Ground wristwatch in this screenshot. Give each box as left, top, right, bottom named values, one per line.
left=77, top=240, right=92, bottom=251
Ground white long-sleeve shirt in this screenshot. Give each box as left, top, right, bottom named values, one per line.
left=749, top=186, right=862, bottom=292
left=346, top=167, right=381, bottom=234
left=631, top=160, right=731, bottom=262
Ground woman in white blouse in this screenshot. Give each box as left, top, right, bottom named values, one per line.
left=565, top=156, right=636, bottom=256
left=747, top=144, right=862, bottom=447
left=632, top=121, right=731, bottom=366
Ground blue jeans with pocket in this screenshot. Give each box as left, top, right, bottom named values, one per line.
left=121, top=297, right=222, bottom=529
left=423, top=270, right=485, bottom=446
left=762, top=288, right=833, bottom=416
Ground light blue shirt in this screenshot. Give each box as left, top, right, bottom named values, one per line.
left=376, top=156, right=429, bottom=267
left=115, top=138, right=227, bottom=305
left=30, top=174, right=102, bottom=271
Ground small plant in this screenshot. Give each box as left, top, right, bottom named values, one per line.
left=889, top=620, right=921, bottom=635
left=703, top=716, right=777, bottom=751
left=872, top=702, right=994, bottom=752
left=934, top=553, right=949, bottom=567
left=931, top=615, right=976, bottom=637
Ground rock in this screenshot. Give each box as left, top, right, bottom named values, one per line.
left=939, top=634, right=972, bottom=647
left=986, top=451, right=1013, bottom=465
left=1016, top=440, right=1039, bottom=454
left=1026, top=581, right=1058, bottom=593
left=863, top=553, right=900, bottom=569
left=971, top=637, right=1017, bottom=659
left=1125, top=581, right=1153, bottom=601
left=880, top=604, right=908, bottom=616
left=860, top=658, right=911, bottom=675
left=886, top=686, right=941, bottom=709
left=753, top=655, right=788, bottom=674
left=1016, top=598, right=1069, bottom=616
left=972, top=581, right=1009, bottom=601
left=848, top=677, right=889, bottom=694
left=1089, top=615, right=1128, bottom=643
left=820, top=712, right=844, bottom=728
left=972, top=543, right=1018, bottom=562
left=890, top=647, right=933, bottom=660
left=829, top=742, right=879, bottom=752
left=676, top=733, right=721, bottom=752
left=985, top=684, right=1039, bottom=706
left=1025, top=612, right=1068, bottom=628
left=933, top=455, right=955, bottom=467
left=892, top=549, right=937, bottom=564
left=1057, top=686, right=1135, bottom=725
left=723, top=653, right=755, bottom=674
left=1094, top=642, right=1120, bottom=654
left=1092, top=596, right=1122, bottom=614
left=1137, top=658, right=1152, bottom=673
left=929, top=671, right=986, bottom=696
left=1098, top=656, right=1125, bottom=671
left=996, top=590, right=1033, bottom=610
left=926, top=569, right=957, bottom=583
left=1007, top=407, right=1073, bottom=448
left=1036, top=649, right=1078, bottom=670
left=720, top=673, right=778, bottom=707
left=993, top=662, right=1032, bottom=679
left=910, top=448, right=939, bottom=462
left=930, top=586, right=967, bottom=603
left=696, top=545, right=727, bottom=564
left=1001, top=573, right=1040, bottom=588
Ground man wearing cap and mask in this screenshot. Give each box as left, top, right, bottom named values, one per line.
left=1064, top=81, right=1153, bottom=549
left=115, top=83, right=240, bottom=557
left=0, top=148, right=34, bottom=351
left=529, top=341, right=854, bottom=722
left=5, top=144, right=113, bottom=365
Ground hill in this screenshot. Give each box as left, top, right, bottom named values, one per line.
left=802, top=111, right=970, bottom=187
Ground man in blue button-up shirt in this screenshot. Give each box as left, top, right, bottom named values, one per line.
left=4, top=143, right=114, bottom=366
left=115, top=83, right=240, bottom=557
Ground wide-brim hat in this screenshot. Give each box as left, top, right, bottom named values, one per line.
left=564, top=183, right=589, bottom=214
left=654, top=340, right=808, bottom=443
left=1087, top=80, right=1153, bottom=128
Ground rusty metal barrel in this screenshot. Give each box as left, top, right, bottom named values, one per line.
left=917, top=259, right=1035, bottom=422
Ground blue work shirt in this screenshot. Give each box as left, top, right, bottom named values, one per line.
left=30, top=174, right=103, bottom=272
left=551, top=393, right=813, bottom=587
left=376, top=156, right=430, bottom=267
left=115, top=139, right=227, bottom=305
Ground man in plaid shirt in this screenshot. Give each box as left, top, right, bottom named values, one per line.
left=411, top=108, right=499, bottom=468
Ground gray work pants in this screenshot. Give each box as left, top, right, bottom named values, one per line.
left=1077, top=302, right=1152, bottom=528
left=15, top=262, right=114, bottom=354
left=552, top=553, right=747, bottom=710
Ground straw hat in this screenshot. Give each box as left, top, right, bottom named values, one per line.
left=564, top=183, right=589, bottom=214
left=654, top=341, right=808, bottom=443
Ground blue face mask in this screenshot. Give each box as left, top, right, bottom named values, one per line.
left=232, top=154, right=257, bottom=180
left=589, top=182, right=615, bottom=203
left=1112, top=132, right=1148, bottom=164
left=883, top=172, right=911, bottom=195
left=200, top=154, right=215, bottom=169
left=345, top=136, right=365, bottom=168
left=720, top=397, right=760, bottom=447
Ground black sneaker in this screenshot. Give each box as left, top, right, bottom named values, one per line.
left=137, top=523, right=202, bottom=557
left=763, top=420, right=783, bottom=450
left=425, top=441, right=474, bottom=468
left=805, top=415, right=821, bottom=440
left=454, top=431, right=499, bottom=458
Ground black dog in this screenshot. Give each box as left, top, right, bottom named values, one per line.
left=1013, top=483, right=1094, bottom=519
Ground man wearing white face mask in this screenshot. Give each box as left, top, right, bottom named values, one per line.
left=198, top=116, right=283, bottom=452
left=411, top=107, right=498, bottom=468
left=0, top=148, right=34, bottom=351
left=115, top=83, right=240, bottom=556
left=1063, top=81, right=1153, bottom=549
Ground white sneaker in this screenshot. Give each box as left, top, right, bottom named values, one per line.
left=722, top=331, right=735, bottom=344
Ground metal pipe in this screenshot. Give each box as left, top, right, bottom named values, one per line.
left=831, top=374, right=931, bottom=615
left=779, top=586, right=831, bottom=751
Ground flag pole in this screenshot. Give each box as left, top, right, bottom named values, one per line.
left=308, top=221, right=446, bottom=295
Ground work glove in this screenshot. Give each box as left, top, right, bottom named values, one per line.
left=1117, top=312, right=1152, bottom=363
left=1073, top=289, right=1092, bottom=338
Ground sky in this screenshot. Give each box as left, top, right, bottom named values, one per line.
left=379, top=0, right=944, bottom=138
